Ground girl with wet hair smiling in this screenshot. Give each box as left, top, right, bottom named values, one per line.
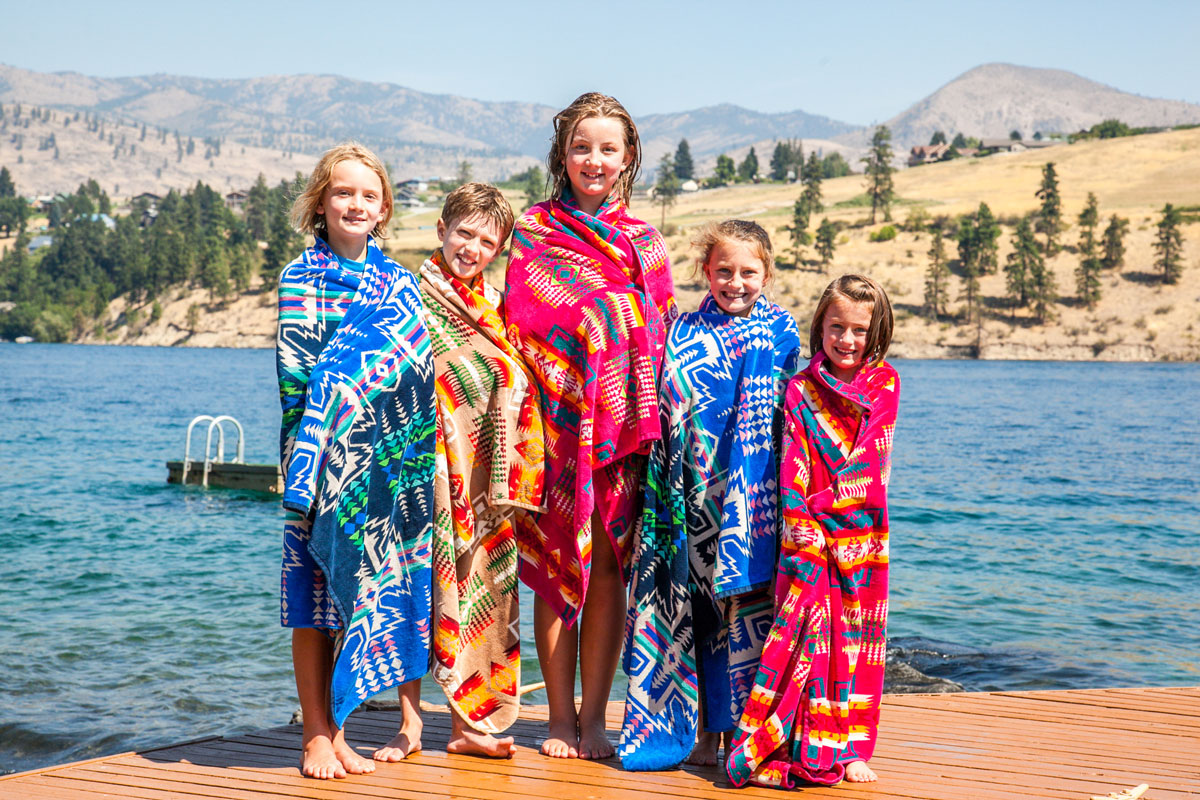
left=504, top=92, right=677, bottom=760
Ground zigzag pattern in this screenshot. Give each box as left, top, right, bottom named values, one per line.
left=277, top=236, right=436, bottom=729
left=726, top=357, right=899, bottom=788
left=505, top=190, right=677, bottom=627
left=620, top=295, right=801, bottom=771
left=419, top=253, right=545, bottom=734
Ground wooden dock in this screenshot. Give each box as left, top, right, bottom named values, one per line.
left=3, top=687, right=1197, bottom=799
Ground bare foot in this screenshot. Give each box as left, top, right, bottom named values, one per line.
left=577, top=721, right=614, bottom=760
left=447, top=727, right=517, bottom=759
left=845, top=760, right=878, bottom=783
left=372, top=722, right=423, bottom=762
left=686, top=730, right=721, bottom=766
left=540, top=721, right=579, bottom=759
left=300, top=733, right=346, bottom=780
left=332, top=730, right=375, bottom=775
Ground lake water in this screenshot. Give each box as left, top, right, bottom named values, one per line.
left=1, top=344, right=1197, bottom=774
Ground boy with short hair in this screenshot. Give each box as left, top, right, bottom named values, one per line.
left=373, top=183, right=545, bottom=761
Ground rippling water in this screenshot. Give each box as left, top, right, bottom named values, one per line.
left=1, top=344, right=1197, bottom=774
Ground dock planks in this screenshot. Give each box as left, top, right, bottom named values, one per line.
left=3, top=686, right=1197, bottom=799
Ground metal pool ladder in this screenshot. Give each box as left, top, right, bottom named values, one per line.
left=166, top=415, right=280, bottom=494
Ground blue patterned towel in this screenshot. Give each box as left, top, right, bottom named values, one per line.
left=277, top=236, right=436, bottom=727
left=620, top=294, right=800, bottom=770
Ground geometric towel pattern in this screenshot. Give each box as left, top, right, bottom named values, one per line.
left=276, top=236, right=437, bottom=729
left=620, top=294, right=801, bottom=770
left=726, top=354, right=899, bottom=787
left=419, top=251, right=546, bottom=734
left=504, top=189, right=677, bottom=626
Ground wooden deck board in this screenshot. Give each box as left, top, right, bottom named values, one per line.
left=3, top=687, right=1197, bottom=799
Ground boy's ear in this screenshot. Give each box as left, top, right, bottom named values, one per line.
left=435, top=217, right=446, bottom=242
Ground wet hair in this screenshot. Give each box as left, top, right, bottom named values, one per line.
left=547, top=92, right=641, bottom=206
left=290, top=141, right=393, bottom=239
left=691, top=219, right=774, bottom=282
left=440, top=182, right=515, bottom=243
left=809, top=274, right=894, bottom=363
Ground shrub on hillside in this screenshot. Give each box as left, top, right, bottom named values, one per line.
left=869, top=225, right=897, bottom=242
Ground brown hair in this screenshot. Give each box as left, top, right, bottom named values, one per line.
left=290, top=141, right=393, bottom=240
left=809, top=274, right=894, bottom=363
left=691, top=219, right=775, bottom=282
left=440, top=182, right=515, bottom=243
left=548, top=92, right=641, bottom=206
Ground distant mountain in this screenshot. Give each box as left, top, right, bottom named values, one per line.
left=857, top=63, right=1200, bottom=150
left=0, top=64, right=856, bottom=193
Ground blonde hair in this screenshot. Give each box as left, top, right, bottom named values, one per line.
left=548, top=92, right=641, bottom=206
left=440, top=182, right=515, bottom=243
left=290, top=141, right=393, bottom=240
left=809, top=274, right=894, bottom=363
left=691, top=219, right=775, bottom=282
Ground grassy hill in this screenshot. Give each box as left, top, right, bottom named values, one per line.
left=76, top=128, right=1200, bottom=360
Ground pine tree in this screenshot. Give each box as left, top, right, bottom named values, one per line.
left=673, top=139, right=694, bottom=181
left=713, top=154, right=736, bottom=186
left=1005, top=216, right=1041, bottom=310
left=956, top=215, right=981, bottom=324
left=523, top=165, right=546, bottom=209
left=1035, top=162, right=1062, bottom=255
left=1028, top=236, right=1058, bottom=322
left=737, top=147, right=759, bottom=182
left=1075, top=192, right=1102, bottom=308
left=769, top=141, right=794, bottom=181
left=923, top=225, right=949, bottom=320
left=861, top=126, right=895, bottom=224
left=787, top=152, right=825, bottom=266
left=654, top=153, right=681, bottom=228
left=1153, top=203, right=1185, bottom=284
left=245, top=174, right=271, bottom=241
left=1100, top=214, right=1129, bottom=271
left=815, top=218, right=837, bottom=271
left=0, top=166, right=15, bottom=198
left=974, top=202, right=1001, bottom=274
left=456, top=160, right=473, bottom=187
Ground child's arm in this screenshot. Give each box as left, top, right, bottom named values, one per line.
left=275, top=267, right=317, bottom=482
left=775, top=381, right=832, bottom=609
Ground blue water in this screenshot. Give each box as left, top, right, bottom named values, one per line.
left=1, top=344, right=1197, bottom=774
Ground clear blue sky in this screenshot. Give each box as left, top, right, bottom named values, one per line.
left=3, top=0, right=1197, bottom=125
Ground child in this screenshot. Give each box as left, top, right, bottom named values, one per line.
left=620, top=221, right=801, bottom=771
left=504, top=92, right=677, bottom=759
left=373, top=183, right=545, bottom=762
left=726, top=274, right=899, bottom=788
left=277, top=142, right=436, bottom=779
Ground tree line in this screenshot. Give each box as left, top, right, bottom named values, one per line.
left=0, top=171, right=304, bottom=341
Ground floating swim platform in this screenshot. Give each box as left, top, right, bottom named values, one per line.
left=2, top=686, right=1196, bottom=799
left=165, top=414, right=282, bottom=494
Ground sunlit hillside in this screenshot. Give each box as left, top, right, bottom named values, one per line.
left=78, top=128, right=1200, bottom=360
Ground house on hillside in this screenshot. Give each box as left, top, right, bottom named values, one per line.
left=133, top=192, right=161, bottom=207
left=394, top=184, right=423, bottom=209
left=224, top=189, right=249, bottom=211
left=680, top=179, right=700, bottom=192
left=908, top=143, right=950, bottom=166
left=395, top=178, right=429, bottom=193
left=979, top=139, right=1027, bottom=155
left=27, top=235, right=53, bottom=253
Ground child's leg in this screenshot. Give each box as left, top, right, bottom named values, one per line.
left=446, top=708, right=516, bottom=758
left=577, top=516, right=625, bottom=759
left=293, top=628, right=375, bottom=778
left=845, top=761, right=878, bottom=782
left=685, top=697, right=722, bottom=765
left=372, top=678, right=424, bottom=761
left=534, top=592, right=579, bottom=758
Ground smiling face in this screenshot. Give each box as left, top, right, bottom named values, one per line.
left=820, top=296, right=875, bottom=382
left=317, top=159, right=385, bottom=261
left=564, top=115, right=631, bottom=215
left=437, top=212, right=504, bottom=283
left=704, top=239, right=767, bottom=317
